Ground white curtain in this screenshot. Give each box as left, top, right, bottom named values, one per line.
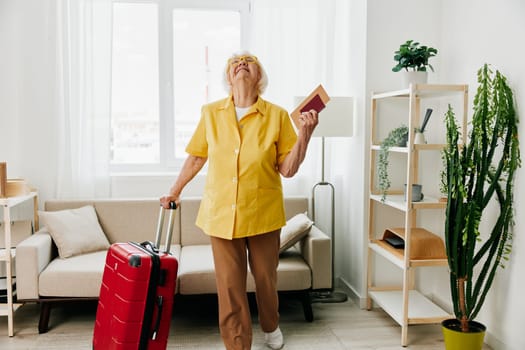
left=54, top=0, right=112, bottom=198
left=250, top=0, right=351, bottom=106
left=49, top=0, right=351, bottom=201
left=249, top=0, right=353, bottom=282
left=249, top=0, right=352, bottom=199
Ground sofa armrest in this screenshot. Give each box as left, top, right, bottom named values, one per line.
left=298, top=225, right=331, bottom=290
left=16, top=230, right=55, bottom=300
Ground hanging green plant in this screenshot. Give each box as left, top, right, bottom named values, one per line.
left=378, top=125, right=409, bottom=201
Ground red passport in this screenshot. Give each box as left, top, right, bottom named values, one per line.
left=290, top=84, right=330, bottom=129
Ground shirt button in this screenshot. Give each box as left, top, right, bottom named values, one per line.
left=232, top=177, right=237, bottom=183
left=231, top=204, right=236, bottom=210
left=234, top=148, right=239, bottom=154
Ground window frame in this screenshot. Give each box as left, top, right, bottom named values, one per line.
left=110, top=0, right=251, bottom=174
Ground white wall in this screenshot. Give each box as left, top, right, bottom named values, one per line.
left=0, top=0, right=61, bottom=204
left=364, top=1, right=525, bottom=349
left=0, top=1, right=20, bottom=176
left=18, top=1, right=61, bottom=204
left=437, top=1, right=525, bottom=349
left=331, top=0, right=368, bottom=301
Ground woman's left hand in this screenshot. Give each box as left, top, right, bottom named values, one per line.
left=298, top=109, right=319, bottom=139
left=278, top=109, right=319, bottom=177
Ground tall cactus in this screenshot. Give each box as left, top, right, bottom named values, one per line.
left=443, top=64, right=521, bottom=332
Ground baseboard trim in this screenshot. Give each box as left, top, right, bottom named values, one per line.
left=336, top=276, right=367, bottom=308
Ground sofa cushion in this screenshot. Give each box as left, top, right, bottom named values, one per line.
left=273, top=249, right=312, bottom=291
left=39, top=205, right=110, bottom=258
left=178, top=245, right=311, bottom=294
left=279, top=213, right=314, bottom=253
left=178, top=245, right=216, bottom=294
left=39, top=250, right=107, bottom=297
left=38, top=245, right=183, bottom=297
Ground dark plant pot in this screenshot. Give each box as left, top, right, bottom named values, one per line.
left=442, top=319, right=486, bottom=350
left=396, top=133, right=408, bottom=147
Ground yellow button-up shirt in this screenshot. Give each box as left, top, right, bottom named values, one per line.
left=186, top=95, right=297, bottom=239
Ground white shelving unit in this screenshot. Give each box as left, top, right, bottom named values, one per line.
left=366, top=84, right=468, bottom=346
left=0, top=192, right=38, bottom=337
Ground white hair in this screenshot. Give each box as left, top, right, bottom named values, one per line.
left=223, top=50, right=268, bottom=95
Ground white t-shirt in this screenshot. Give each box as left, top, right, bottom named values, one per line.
left=235, top=106, right=250, bottom=121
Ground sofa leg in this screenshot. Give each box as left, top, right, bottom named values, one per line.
left=39, top=302, right=52, bottom=334
left=301, top=291, right=313, bottom=322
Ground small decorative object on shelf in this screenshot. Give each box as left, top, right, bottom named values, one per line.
left=414, top=108, right=433, bottom=144
left=381, top=227, right=446, bottom=260
left=403, top=183, right=424, bottom=202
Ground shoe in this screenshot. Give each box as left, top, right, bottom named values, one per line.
left=264, top=326, right=284, bottom=349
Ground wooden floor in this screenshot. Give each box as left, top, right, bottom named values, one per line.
left=0, top=292, right=492, bottom=349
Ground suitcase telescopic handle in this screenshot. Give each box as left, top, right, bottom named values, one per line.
left=155, top=201, right=177, bottom=253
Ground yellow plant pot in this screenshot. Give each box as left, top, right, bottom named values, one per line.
left=442, top=319, right=486, bottom=350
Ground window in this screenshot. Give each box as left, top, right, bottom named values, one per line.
left=110, top=0, right=248, bottom=172
left=111, top=2, right=159, bottom=165
left=172, top=9, right=241, bottom=159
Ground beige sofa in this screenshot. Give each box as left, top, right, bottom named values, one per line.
left=16, top=197, right=331, bottom=333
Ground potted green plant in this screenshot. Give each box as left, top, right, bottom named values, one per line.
left=392, top=40, right=438, bottom=86
left=378, top=124, right=409, bottom=201
left=441, top=64, right=521, bottom=349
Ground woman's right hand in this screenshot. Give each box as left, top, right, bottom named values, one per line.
left=160, top=155, right=207, bottom=209
left=160, top=194, right=179, bottom=209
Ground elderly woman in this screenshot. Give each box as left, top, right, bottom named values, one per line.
left=160, top=51, right=318, bottom=350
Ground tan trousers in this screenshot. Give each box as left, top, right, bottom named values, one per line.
left=210, top=229, right=281, bottom=350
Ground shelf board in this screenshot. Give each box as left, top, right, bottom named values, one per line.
left=369, top=290, right=451, bottom=325
left=0, top=192, right=37, bottom=207
left=369, top=240, right=448, bottom=267
left=371, top=144, right=445, bottom=152
left=372, top=88, right=410, bottom=99
left=369, top=241, right=405, bottom=269
left=0, top=277, right=16, bottom=291
left=372, top=84, right=468, bottom=100
left=414, top=84, right=468, bottom=97
left=370, top=145, right=408, bottom=153
left=0, top=303, right=23, bottom=316
left=0, top=248, right=16, bottom=261
left=370, top=194, right=446, bottom=211
left=414, top=143, right=446, bottom=151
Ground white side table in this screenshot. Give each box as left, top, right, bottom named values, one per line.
left=0, top=192, right=38, bottom=336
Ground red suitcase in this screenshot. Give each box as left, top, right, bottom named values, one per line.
left=93, top=203, right=178, bottom=350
